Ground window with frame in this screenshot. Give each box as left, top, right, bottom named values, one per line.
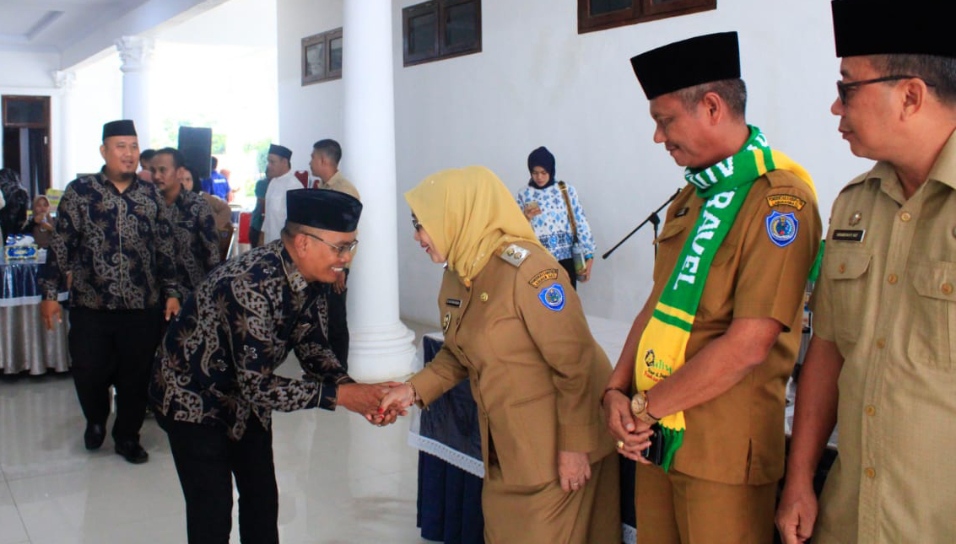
left=402, top=0, right=481, bottom=67
left=578, top=0, right=716, bottom=34
left=302, top=28, right=343, bottom=85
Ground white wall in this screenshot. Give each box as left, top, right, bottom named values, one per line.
left=276, top=0, right=874, bottom=329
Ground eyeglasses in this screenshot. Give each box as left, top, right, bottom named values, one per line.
left=836, top=75, right=935, bottom=105
left=303, top=232, right=359, bottom=256
left=411, top=215, right=422, bottom=231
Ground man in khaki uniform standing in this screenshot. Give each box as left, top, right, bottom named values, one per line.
left=776, top=2, right=956, bottom=543
left=309, top=138, right=360, bottom=368
left=602, top=32, right=822, bottom=543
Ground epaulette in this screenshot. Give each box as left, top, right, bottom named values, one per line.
left=498, top=244, right=530, bottom=267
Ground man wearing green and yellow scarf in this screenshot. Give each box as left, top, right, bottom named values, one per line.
left=601, top=32, right=822, bottom=544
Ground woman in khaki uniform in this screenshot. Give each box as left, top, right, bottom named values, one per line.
left=381, top=166, right=620, bottom=543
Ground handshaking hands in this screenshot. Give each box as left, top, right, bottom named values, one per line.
left=336, top=381, right=419, bottom=427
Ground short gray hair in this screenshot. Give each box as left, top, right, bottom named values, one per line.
left=869, top=54, right=956, bottom=106
left=675, top=78, right=747, bottom=118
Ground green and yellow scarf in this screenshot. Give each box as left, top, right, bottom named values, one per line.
left=635, top=126, right=815, bottom=471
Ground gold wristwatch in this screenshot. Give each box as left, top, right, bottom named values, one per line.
left=630, top=391, right=660, bottom=426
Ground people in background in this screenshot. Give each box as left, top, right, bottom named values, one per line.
left=151, top=148, right=220, bottom=299
left=39, top=119, right=180, bottom=465
left=182, top=166, right=232, bottom=235
left=150, top=188, right=397, bottom=544
left=382, top=166, right=620, bottom=544
left=22, top=194, right=56, bottom=248
left=777, top=2, right=956, bottom=542
left=201, top=156, right=232, bottom=202
left=309, top=138, right=360, bottom=369
left=515, top=146, right=596, bottom=289
left=139, top=148, right=156, bottom=183
left=248, top=175, right=270, bottom=248
left=261, top=144, right=299, bottom=244
left=603, top=32, right=821, bottom=544
left=0, top=168, right=29, bottom=240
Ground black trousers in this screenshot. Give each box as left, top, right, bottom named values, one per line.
left=68, top=307, right=163, bottom=442
left=326, top=280, right=349, bottom=370
left=161, top=416, right=279, bottom=544
left=558, top=258, right=578, bottom=290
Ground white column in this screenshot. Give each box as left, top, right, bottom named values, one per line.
left=115, top=36, right=155, bottom=147
left=54, top=70, right=76, bottom=187
left=342, top=0, right=416, bottom=382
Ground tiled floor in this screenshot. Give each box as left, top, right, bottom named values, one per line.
left=0, top=323, right=436, bottom=544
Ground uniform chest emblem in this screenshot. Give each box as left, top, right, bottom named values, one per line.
left=442, top=312, right=451, bottom=333
left=538, top=283, right=566, bottom=312
left=849, top=211, right=862, bottom=226
left=765, top=211, right=799, bottom=247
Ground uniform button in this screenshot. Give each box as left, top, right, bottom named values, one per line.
left=942, top=283, right=954, bottom=295
left=900, top=211, right=912, bottom=222
left=865, top=405, right=876, bottom=416
left=864, top=467, right=876, bottom=479
left=876, top=338, right=886, bottom=349
left=887, top=274, right=898, bottom=285
left=839, top=263, right=846, bottom=273
left=479, top=292, right=489, bottom=302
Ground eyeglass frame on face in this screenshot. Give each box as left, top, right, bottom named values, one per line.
left=302, top=231, right=358, bottom=256
left=836, top=75, right=936, bottom=105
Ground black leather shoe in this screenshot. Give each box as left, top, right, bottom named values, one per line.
left=84, top=423, right=106, bottom=451
left=115, top=440, right=149, bottom=464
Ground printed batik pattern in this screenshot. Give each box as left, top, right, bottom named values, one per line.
left=166, top=189, right=221, bottom=298
left=38, top=173, right=179, bottom=309
left=149, top=240, right=353, bottom=441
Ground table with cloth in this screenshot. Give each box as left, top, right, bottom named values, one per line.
left=407, top=316, right=637, bottom=544
left=0, top=260, right=70, bottom=375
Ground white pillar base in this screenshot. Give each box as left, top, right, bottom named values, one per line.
left=347, top=322, right=417, bottom=382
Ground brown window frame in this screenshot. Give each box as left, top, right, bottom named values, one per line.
left=402, top=0, right=482, bottom=67
left=301, top=27, right=343, bottom=86
left=578, top=0, right=716, bottom=34
left=2, top=95, right=50, bottom=129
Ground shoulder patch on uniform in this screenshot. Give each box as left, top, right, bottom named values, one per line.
left=498, top=244, right=530, bottom=267
left=528, top=268, right=559, bottom=288
left=766, top=211, right=799, bottom=247
left=538, top=283, right=565, bottom=312
left=766, top=194, right=806, bottom=210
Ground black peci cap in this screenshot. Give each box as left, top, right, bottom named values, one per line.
left=268, top=144, right=293, bottom=160
left=286, top=189, right=362, bottom=232
left=832, top=0, right=956, bottom=58
left=102, top=120, right=137, bottom=140
left=631, top=32, right=741, bottom=100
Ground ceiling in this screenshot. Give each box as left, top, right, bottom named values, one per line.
left=0, top=0, right=251, bottom=68
left=0, top=1, right=149, bottom=53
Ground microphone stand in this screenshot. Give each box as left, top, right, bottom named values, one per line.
left=602, top=188, right=682, bottom=260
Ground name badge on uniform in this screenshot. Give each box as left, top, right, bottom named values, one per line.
left=446, top=298, right=462, bottom=307
left=832, top=229, right=865, bottom=242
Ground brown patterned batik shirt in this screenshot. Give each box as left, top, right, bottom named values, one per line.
left=38, top=171, right=179, bottom=309
left=149, top=240, right=353, bottom=441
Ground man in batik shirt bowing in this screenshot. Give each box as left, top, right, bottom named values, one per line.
left=150, top=188, right=398, bottom=544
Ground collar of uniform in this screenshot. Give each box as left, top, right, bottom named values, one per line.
left=276, top=241, right=309, bottom=292
left=926, top=129, right=956, bottom=192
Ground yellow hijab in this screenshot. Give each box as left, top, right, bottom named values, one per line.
left=404, top=166, right=543, bottom=287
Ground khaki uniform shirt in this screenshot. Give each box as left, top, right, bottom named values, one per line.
left=410, top=243, right=615, bottom=487
left=812, top=132, right=956, bottom=544
left=317, top=171, right=361, bottom=201
left=650, top=171, right=821, bottom=485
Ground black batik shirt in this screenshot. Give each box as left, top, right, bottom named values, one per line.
left=166, top=189, right=220, bottom=298
left=149, top=240, right=352, bottom=441
left=38, top=172, right=179, bottom=309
